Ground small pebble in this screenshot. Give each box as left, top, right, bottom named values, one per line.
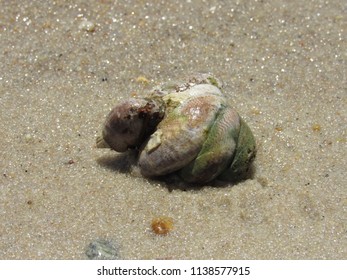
left=312, top=124, right=321, bottom=132
left=79, top=19, right=96, bottom=32
left=135, top=76, right=150, bottom=85
left=24, top=133, right=35, bottom=143
left=151, top=217, right=174, bottom=235
left=85, top=239, right=120, bottom=260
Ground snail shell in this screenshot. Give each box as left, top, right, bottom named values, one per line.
left=96, top=74, right=256, bottom=183
left=96, top=97, right=165, bottom=152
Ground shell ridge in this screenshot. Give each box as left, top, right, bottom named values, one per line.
left=139, top=92, right=222, bottom=177
left=219, top=118, right=256, bottom=181
left=180, top=105, right=240, bottom=182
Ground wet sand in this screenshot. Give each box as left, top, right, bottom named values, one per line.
left=0, top=0, right=346, bottom=259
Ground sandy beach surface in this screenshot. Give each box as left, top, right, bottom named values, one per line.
left=0, top=0, right=346, bottom=259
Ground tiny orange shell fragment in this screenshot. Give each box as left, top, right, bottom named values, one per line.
left=312, top=124, right=321, bottom=132
left=151, top=217, right=173, bottom=235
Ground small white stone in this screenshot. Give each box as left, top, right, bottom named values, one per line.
left=24, top=133, right=33, bottom=143
left=79, top=19, right=96, bottom=32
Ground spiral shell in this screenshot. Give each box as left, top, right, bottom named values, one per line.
left=96, top=74, right=256, bottom=183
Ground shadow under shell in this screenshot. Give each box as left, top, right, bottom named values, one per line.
left=96, top=151, right=256, bottom=191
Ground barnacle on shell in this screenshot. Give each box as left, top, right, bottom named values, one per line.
left=96, top=73, right=256, bottom=184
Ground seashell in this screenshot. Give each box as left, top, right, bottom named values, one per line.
left=151, top=216, right=174, bottom=235
left=96, top=73, right=256, bottom=183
